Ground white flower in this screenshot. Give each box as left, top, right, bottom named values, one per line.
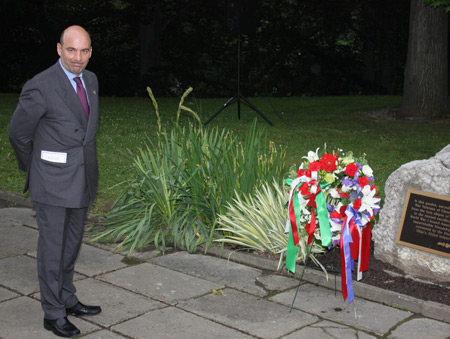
left=329, top=219, right=342, bottom=233
left=359, top=185, right=381, bottom=216
left=362, top=165, right=373, bottom=177
left=341, top=184, right=352, bottom=193
left=296, top=193, right=309, bottom=212
left=342, top=156, right=354, bottom=165
left=302, top=147, right=320, bottom=162
left=332, top=234, right=341, bottom=243
left=329, top=188, right=341, bottom=199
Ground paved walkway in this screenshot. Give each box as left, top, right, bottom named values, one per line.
left=1, top=201, right=450, bottom=338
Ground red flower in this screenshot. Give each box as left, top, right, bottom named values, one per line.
left=307, top=192, right=317, bottom=208
left=353, top=199, right=362, bottom=210
left=309, top=161, right=321, bottom=171
left=345, top=163, right=358, bottom=177
left=330, top=210, right=342, bottom=220
left=297, top=169, right=306, bottom=177
left=358, top=176, right=369, bottom=188
left=338, top=190, right=350, bottom=198
left=299, top=182, right=309, bottom=195
left=319, top=153, right=338, bottom=172
left=340, top=205, right=347, bottom=216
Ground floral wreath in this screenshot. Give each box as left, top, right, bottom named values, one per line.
left=285, top=146, right=381, bottom=303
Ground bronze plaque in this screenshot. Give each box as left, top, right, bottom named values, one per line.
left=396, top=189, right=450, bottom=258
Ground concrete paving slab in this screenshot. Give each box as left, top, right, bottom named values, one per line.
left=125, top=248, right=161, bottom=261
left=312, top=320, right=377, bottom=339
left=206, top=245, right=281, bottom=271
left=0, top=192, right=34, bottom=209
left=113, top=243, right=162, bottom=261
left=112, top=306, right=252, bottom=339
left=150, top=251, right=267, bottom=296
left=0, top=286, right=19, bottom=302
left=0, top=225, right=38, bottom=258
left=74, top=243, right=128, bottom=277
left=72, top=278, right=165, bottom=327
left=212, top=247, right=450, bottom=323
left=270, top=283, right=411, bottom=336
left=82, top=329, right=128, bottom=338
left=0, top=207, right=37, bottom=228
left=282, top=320, right=377, bottom=338
left=98, top=262, right=224, bottom=303
left=0, top=296, right=100, bottom=339
left=0, top=255, right=39, bottom=294
left=388, top=317, right=450, bottom=339
left=257, top=273, right=299, bottom=291
left=354, top=279, right=425, bottom=314
left=422, top=300, right=450, bottom=323
left=178, top=288, right=319, bottom=339
left=0, top=218, right=21, bottom=228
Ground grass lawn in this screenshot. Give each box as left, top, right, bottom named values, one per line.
left=1, top=92, right=449, bottom=214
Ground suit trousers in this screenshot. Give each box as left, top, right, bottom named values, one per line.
left=34, top=201, right=88, bottom=319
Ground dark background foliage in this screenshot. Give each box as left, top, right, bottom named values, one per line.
left=0, top=0, right=428, bottom=97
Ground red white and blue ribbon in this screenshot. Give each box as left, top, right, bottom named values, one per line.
left=340, top=206, right=371, bottom=303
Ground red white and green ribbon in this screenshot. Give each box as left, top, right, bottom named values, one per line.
left=316, top=181, right=332, bottom=246
left=285, top=177, right=303, bottom=273
left=285, top=176, right=332, bottom=273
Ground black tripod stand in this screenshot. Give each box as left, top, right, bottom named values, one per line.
left=204, top=4, right=273, bottom=126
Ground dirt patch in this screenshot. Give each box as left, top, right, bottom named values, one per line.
left=366, top=108, right=396, bottom=120
left=366, top=108, right=450, bottom=124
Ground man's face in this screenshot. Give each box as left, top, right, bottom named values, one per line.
left=57, top=29, right=92, bottom=75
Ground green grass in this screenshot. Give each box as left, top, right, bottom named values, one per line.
left=1, top=93, right=449, bottom=214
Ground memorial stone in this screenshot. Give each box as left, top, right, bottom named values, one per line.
left=372, top=144, right=450, bottom=283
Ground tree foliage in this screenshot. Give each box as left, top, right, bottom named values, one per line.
left=0, top=0, right=434, bottom=98
left=426, top=0, right=450, bottom=11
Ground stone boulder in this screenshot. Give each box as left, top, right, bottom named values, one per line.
left=372, top=144, right=450, bottom=283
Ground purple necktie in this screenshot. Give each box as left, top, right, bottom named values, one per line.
left=74, top=77, right=90, bottom=120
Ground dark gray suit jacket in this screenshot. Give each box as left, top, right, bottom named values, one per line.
left=9, top=61, right=99, bottom=208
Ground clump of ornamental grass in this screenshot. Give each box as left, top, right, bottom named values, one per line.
left=216, top=180, right=327, bottom=272
left=90, top=87, right=286, bottom=255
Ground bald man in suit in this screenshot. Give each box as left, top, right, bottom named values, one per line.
left=9, top=25, right=101, bottom=338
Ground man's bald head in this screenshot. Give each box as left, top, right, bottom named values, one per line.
left=57, top=25, right=92, bottom=75
left=60, top=25, right=91, bottom=47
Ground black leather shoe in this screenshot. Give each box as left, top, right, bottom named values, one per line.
left=44, top=317, right=80, bottom=338
left=66, top=301, right=102, bottom=317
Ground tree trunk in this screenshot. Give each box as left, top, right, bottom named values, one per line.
left=400, top=0, right=449, bottom=119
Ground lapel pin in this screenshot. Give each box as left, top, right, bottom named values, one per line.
left=93, top=90, right=97, bottom=95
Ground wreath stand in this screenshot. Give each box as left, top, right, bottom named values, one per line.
left=289, top=242, right=340, bottom=312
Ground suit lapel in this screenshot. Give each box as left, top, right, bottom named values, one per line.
left=83, top=73, right=98, bottom=140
